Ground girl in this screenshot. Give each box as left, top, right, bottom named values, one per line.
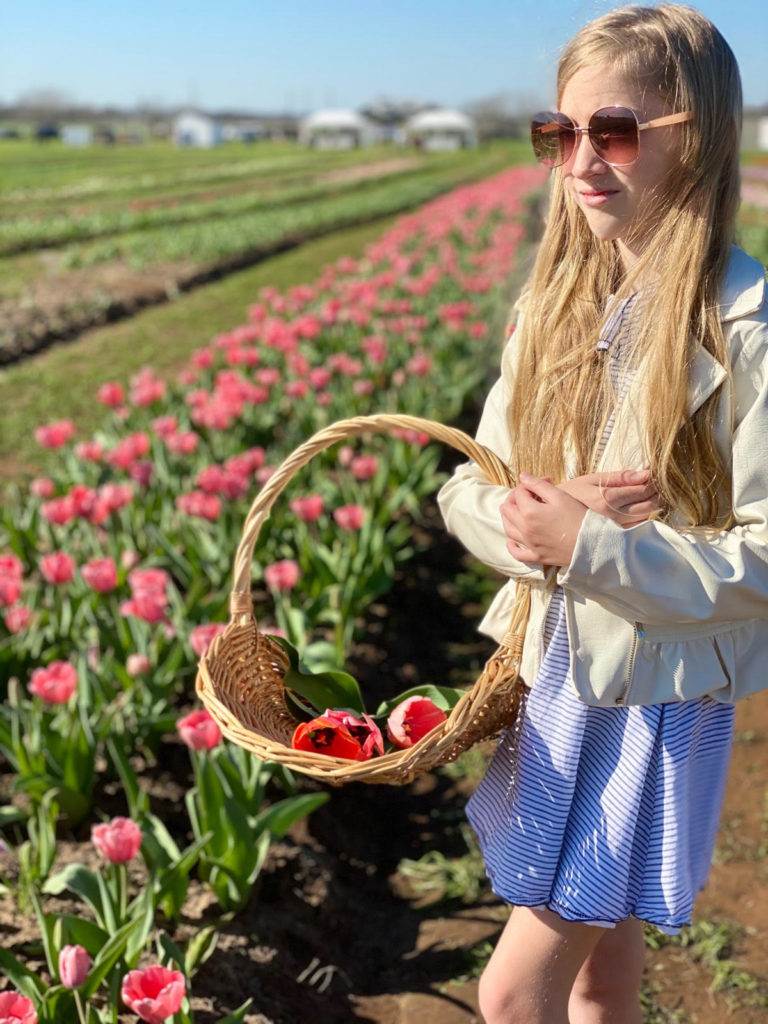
left=437, top=5, right=768, bottom=1023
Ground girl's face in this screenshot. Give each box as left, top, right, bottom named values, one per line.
left=558, top=65, right=681, bottom=270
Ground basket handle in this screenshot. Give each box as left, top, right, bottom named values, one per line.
left=229, top=413, right=516, bottom=621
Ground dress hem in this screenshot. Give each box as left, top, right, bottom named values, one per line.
left=491, top=893, right=686, bottom=935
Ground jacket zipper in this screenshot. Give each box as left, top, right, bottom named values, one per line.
left=617, top=623, right=644, bottom=704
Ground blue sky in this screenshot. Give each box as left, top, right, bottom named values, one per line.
left=1, top=1, right=766, bottom=114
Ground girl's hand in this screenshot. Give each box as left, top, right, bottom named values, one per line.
left=559, top=469, right=661, bottom=526
left=500, top=475, right=588, bottom=567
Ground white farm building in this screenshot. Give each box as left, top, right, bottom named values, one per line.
left=172, top=111, right=223, bottom=148
left=299, top=109, right=377, bottom=149
left=405, top=108, right=477, bottom=151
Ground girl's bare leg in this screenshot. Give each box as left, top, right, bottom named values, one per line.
left=477, top=906, right=605, bottom=1024
left=568, top=917, right=645, bottom=1024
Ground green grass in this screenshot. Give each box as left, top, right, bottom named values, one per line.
left=0, top=214, right=401, bottom=478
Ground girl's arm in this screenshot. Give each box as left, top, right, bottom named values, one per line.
left=558, top=315, right=768, bottom=625
left=438, top=375, right=661, bottom=578
left=437, top=376, right=550, bottom=580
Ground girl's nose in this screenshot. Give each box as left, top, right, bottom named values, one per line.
left=567, top=131, right=608, bottom=175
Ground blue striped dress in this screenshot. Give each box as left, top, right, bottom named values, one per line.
left=466, top=296, right=735, bottom=934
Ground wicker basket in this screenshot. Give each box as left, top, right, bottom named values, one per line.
left=195, top=413, right=530, bottom=785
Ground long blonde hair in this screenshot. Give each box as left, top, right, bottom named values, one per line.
left=509, top=3, right=742, bottom=527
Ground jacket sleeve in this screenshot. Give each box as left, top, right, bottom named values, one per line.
left=437, top=341, right=548, bottom=582
left=559, top=309, right=768, bottom=625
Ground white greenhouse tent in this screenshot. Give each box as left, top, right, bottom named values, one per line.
left=298, top=109, right=376, bottom=149
left=405, top=108, right=477, bottom=151
left=172, top=111, right=223, bottom=148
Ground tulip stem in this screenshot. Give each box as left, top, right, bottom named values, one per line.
left=74, top=990, right=88, bottom=1024
left=117, top=861, right=128, bottom=923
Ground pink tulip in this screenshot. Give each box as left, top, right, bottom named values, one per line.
left=40, top=551, right=76, bottom=585
left=81, top=557, right=119, bottom=593
left=28, top=661, right=78, bottom=704
left=189, top=622, right=226, bottom=657
left=121, top=965, right=186, bottom=1024
left=120, top=591, right=169, bottom=625
left=99, top=484, right=134, bottom=514
left=290, top=494, right=325, bottom=522
left=59, top=944, right=91, bottom=989
left=0, top=576, right=22, bottom=608
left=128, top=567, right=170, bottom=594
left=387, top=696, right=447, bottom=748
left=264, top=559, right=300, bottom=591
left=0, top=554, right=24, bottom=579
left=0, top=990, right=37, bottom=1023
left=4, top=605, right=32, bottom=633
left=29, top=477, right=55, bottom=499
left=176, top=491, right=222, bottom=521
left=166, top=429, right=199, bottom=455
left=97, top=381, right=125, bottom=407
left=34, top=419, right=76, bottom=449
left=92, top=817, right=142, bottom=863
left=130, top=460, right=154, bottom=487
left=177, top=708, right=222, bottom=750
left=350, top=455, right=378, bottom=480
left=75, top=440, right=104, bottom=462
left=333, top=504, right=366, bottom=531
left=126, top=653, right=151, bottom=677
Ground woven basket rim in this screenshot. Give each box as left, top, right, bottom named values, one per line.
left=194, top=413, right=530, bottom=784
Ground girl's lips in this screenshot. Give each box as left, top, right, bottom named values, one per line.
left=579, top=189, right=620, bottom=207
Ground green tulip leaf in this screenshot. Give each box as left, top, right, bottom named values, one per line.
left=269, top=635, right=365, bottom=715
left=375, top=684, right=464, bottom=719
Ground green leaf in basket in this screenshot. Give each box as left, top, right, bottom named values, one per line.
left=268, top=635, right=366, bottom=716
left=375, top=684, right=465, bottom=720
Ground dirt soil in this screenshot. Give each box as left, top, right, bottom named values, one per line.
left=1, top=507, right=767, bottom=1023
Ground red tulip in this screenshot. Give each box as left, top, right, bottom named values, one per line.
left=28, top=661, right=78, bottom=704
left=387, top=696, right=447, bottom=748
left=121, top=965, right=186, bottom=1024
left=177, top=708, right=222, bottom=750
left=59, top=944, right=91, bottom=989
left=323, top=709, right=383, bottom=758
left=92, top=816, right=142, bottom=863
left=292, top=715, right=371, bottom=761
left=0, top=990, right=37, bottom=1023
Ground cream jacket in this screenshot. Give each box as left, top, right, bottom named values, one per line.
left=438, top=246, right=768, bottom=706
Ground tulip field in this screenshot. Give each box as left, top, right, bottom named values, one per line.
left=2, top=144, right=768, bottom=1024
left=0, top=140, right=528, bottom=365
left=0, top=156, right=548, bottom=1023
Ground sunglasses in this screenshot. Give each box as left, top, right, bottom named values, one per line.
left=531, top=106, right=693, bottom=168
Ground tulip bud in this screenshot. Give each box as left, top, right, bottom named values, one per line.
left=59, top=944, right=91, bottom=989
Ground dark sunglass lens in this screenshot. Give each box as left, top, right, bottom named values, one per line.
left=531, top=112, right=574, bottom=168
left=589, top=107, right=638, bottom=165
